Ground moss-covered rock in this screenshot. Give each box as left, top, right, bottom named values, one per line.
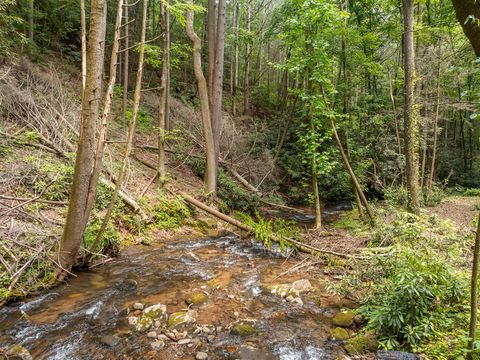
left=344, top=333, right=378, bottom=355
left=331, top=327, right=350, bottom=341
left=231, top=323, right=256, bottom=336
left=167, top=310, right=197, bottom=329
left=186, top=292, right=208, bottom=305
left=332, top=310, right=354, bottom=327
left=206, top=278, right=220, bottom=289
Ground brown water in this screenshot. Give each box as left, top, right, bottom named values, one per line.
left=0, top=232, right=350, bottom=359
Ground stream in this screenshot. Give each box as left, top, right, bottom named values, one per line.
left=0, top=207, right=353, bottom=360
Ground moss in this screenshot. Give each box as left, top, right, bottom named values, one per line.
left=332, top=310, right=354, bottom=327
left=331, top=327, right=350, bottom=341
left=186, top=292, right=208, bottom=305
left=344, top=333, right=378, bottom=355
left=167, top=311, right=188, bottom=329
left=206, top=279, right=220, bottom=289
left=231, top=323, right=256, bottom=336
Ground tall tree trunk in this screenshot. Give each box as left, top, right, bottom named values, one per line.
left=243, top=0, right=251, bottom=115
left=468, top=212, right=480, bottom=360
left=86, top=0, right=148, bottom=261
left=58, top=0, right=107, bottom=274
left=232, top=0, right=239, bottom=116
left=186, top=7, right=217, bottom=196
left=28, top=0, right=34, bottom=42
left=122, top=0, right=130, bottom=127
left=158, top=0, right=169, bottom=187
left=207, top=0, right=216, bottom=102
left=211, top=0, right=226, bottom=177
left=402, top=0, right=420, bottom=214
left=451, top=0, right=480, bottom=57
left=80, top=0, right=87, bottom=94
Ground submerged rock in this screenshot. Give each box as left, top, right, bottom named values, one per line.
left=196, top=352, right=208, bottom=360
left=331, top=327, right=350, bottom=341
left=5, top=344, right=32, bottom=360
left=99, top=335, right=120, bottom=347
left=115, top=278, right=138, bottom=292
left=231, top=323, right=256, bottom=336
left=143, top=304, right=167, bottom=319
left=132, top=302, right=144, bottom=310
left=186, top=292, right=208, bottom=305
left=291, top=279, right=312, bottom=293
left=151, top=340, right=165, bottom=351
left=377, top=351, right=419, bottom=360
left=167, top=310, right=197, bottom=329
left=332, top=310, right=354, bottom=327
left=135, top=316, right=153, bottom=332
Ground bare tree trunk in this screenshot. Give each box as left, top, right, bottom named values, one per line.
left=468, top=212, right=480, bottom=360
left=80, top=0, right=87, bottom=94
left=402, top=0, right=420, bottom=215
left=207, top=0, right=216, bottom=102
left=451, top=0, right=480, bottom=57
left=85, top=0, right=148, bottom=262
left=28, top=0, right=34, bottom=42
left=58, top=0, right=107, bottom=274
left=425, top=62, right=441, bottom=203
left=387, top=70, right=402, bottom=160
left=122, top=0, right=130, bottom=127
left=211, top=0, right=226, bottom=176
left=232, top=0, right=239, bottom=116
left=243, top=0, right=251, bottom=115
left=186, top=8, right=217, bottom=196
left=158, top=0, right=169, bottom=187
left=83, top=0, right=124, bottom=227
left=312, top=154, right=321, bottom=230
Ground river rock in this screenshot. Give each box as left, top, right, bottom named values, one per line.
left=5, top=344, right=32, bottom=360
left=167, top=310, right=197, bottom=329
left=99, top=335, right=120, bottom=347
left=143, top=304, right=167, bottom=319
left=186, top=292, right=208, bottom=305
left=115, top=278, right=138, bottom=292
left=196, top=352, right=208, bottom=360
left=231, top=323, right=256, bottom=336
left=331, top=327, right=350, bottom=341
left=135, top=316, right=153, bottom=332
left=377, top=351, right=420, bottom=360
left=132, top=302, right=144, bottom=310
left=345, top=333, right=378, bottom=355
left=128, top=316, right=138, bottom=326
left=178, top=338, right=191, bottom=345
left=332, top=310, right=354, bottom=327
left=151, top=340, right=165, bottom=351
left=147, top=331, right=157, bottom=338
left=291, top=279, right=312, bottom=294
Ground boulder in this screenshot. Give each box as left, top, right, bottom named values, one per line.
left=291, top=279, right=312, bottom=294
left=345, top=333, right=378, bottom=355
left=332, top=310, right=354, bottom=327
left=167, top=310, right=197, bottom=329
left=143, top=304, right=167, bottom=319
left=186, top=292, right=208, bottom=305
left=99, top=335, right=120, bottom=347
left=231, top=323, right=256, bottom=336
left=331, top=327, right=350, bottom=341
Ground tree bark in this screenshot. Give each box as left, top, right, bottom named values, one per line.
left=243, top=0, right=251, bottom=115
left=122, top=0, right=130, bottom=127
left=451, top=0, right=480, bottom=57
left=58, top=0, right=107, bottom=274
left=28, top=0, right=34, bottom=42
left=85, top=0, right=148, bottom=263
left=402, top=0, right=420, bottom=215
left=80, top=0, right=87, bottom=94
left=468, top=212, right=480, bottom=360
left=207, top=0, right=216, bottom=101
left=158, top=0, right=169, bottom=187
left=186, top=7, right=217, bottom=196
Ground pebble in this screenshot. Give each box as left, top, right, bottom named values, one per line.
left=233, top=311, right=239, bottom=317
left=291, top=297, right=303, bottom=306
left=216, top=326, right=222, bottom=332
left=128, top=316, right=138, bottom=326
left=147, top=331, right=157, bottom=338
left=196, top=352, right=208, bottom=360
left=228, top=294, right=235, bottom=299
left=132, top=302, right=144, bottom=310
left=207, top=334, right=215, bottom=342
left=151, top=340, right=165, bottom=351
left=202, top=326, right=211, bottom=334
left=177, top=338, right=191, bottom=345
left=133, top=310, right=142, bottom=316
left=157, top=334, right=169, bottom=341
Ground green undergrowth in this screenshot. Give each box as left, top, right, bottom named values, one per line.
left=327, top=211, right=475, bottom=359
left=332, top=207, right=373, bottom=236
left=447, top=185, right=480, bottom=198
left=237, top=211, right=300, bottom=252
left=383, top=185, right=446, bottom=208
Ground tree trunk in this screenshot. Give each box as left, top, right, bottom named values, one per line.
left=158, top=0, right=169, bottom=187
left=243, top=0, right=251, bottom=115
left=28, top=0, right=34, bottom=42
left=232, top=0, right=239, bottom=115
left=122, top=0, right=130, bottom=127
left=468, top=212, right=480, bottom=360
left=207, top=0, right=216, bottom=102
left=58, top=0, right=107, bottom=274
left=211, top=0, right=226, bottom=177
left=451, top=0, right=480, bottom=57
left=186, top=7, right=217, bottom=196
left=85, top=0, right=148, bottom=263
left=80, top=0, right=87, bottom=94
left=312, top=155, right=322, bottom=230
left=402, top=0, right=420, bottom=215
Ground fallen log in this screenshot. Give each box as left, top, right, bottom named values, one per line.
left=176, top=190, right=353, bottom=259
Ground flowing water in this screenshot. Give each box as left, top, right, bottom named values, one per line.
left=0, top=209, right=353, bottom=360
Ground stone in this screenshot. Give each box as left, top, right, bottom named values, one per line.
left=206, top=279, right=220, bottom=289
left=115, top=278, right=138, bottom=292
left=291, top=279, right=312, bottom=293
left=377, top=351, right=419, bottom=360
left=231, top=323, right=256, bottom=336
left=178, top=338, right=191, bottom=345
left=135, top=316, right=153, bottom=332
left=291, top=297, right=303, bottom=306
left=143, top=304, right=167, bottom=319
left=5, top=344, right=33, bottom=360
left=133, top=310, right=142, bottom=316
left=150, top=340, right=165, bottom=351
left=196, top=352, right=208, bottom=360
left=167, top=310, right=197, bottom=329
left=128, top=316, right=138, bottom=326
left=186, top=292, right=208, bottom=305
left=207, top=334, right=215, bottom=342
left=99, top=335, right=120, bottom=347
left=331, top=327, right=350, bottom=341
left=202, top=326, right=211, bottom=334
left=286, top=295, right=295, bottom=302
left=132, top=302, right=144, bottom=310
left=147, top=331, right=157, bottom=338
left=353, top=314, right=364, bottom=324
left=332, top=310, right=354, bottom=327
left=345, top=333, right=378, bottom=355
left=157, top=334, right=169, bottom=341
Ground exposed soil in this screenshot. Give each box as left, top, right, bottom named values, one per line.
left=427, top=196, right=480, bottom=232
